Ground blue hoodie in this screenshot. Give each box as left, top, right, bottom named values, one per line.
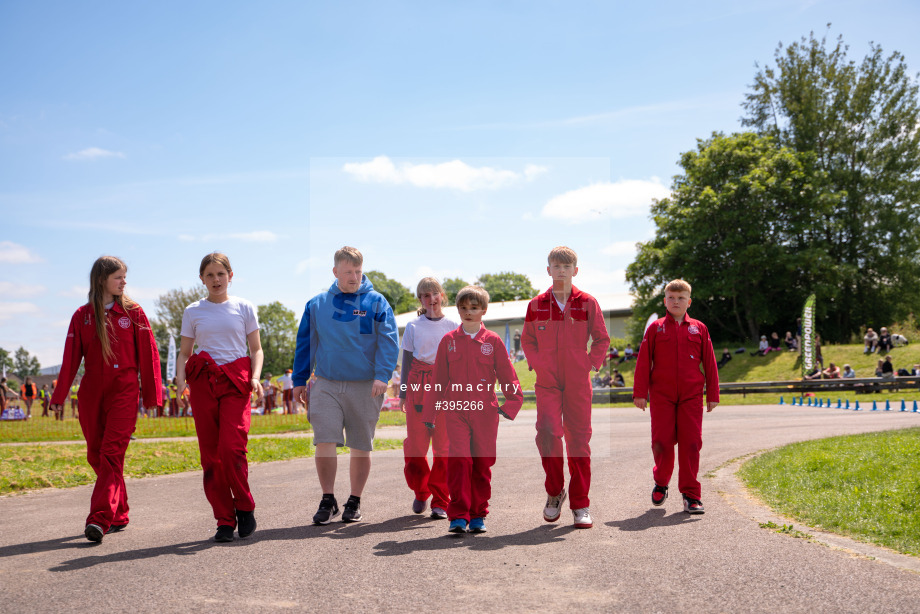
left=292, top=275, right=399, bottom=386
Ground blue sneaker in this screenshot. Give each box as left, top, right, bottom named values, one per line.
left=468, top=517, right=486, bottom=533
left=448, top=519, right=468, bottom=534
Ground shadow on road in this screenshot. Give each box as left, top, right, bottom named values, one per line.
left=0, top=534, right=96, bottom=559
left=373, top=524, right=572, bottom=557
left=605, top=508, right=699, bottom=531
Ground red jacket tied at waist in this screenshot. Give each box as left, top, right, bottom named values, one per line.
left=185, top=351, right=252, bottom=395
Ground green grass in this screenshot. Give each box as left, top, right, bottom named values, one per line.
left=739, top=427, right=920, bottom=557
left=0, top=437, right=403, bottom=495
left=0, top=410, right=407, bottom=444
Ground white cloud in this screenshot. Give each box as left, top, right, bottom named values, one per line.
left=125, top=286, right=168, bottom=301
left=63, top=147, right=126, bottom=161
left=0, top=282, right=45, bottom=298
left=60, top=285, right=87, bottom=298
left=0, top=241, right=42, bottom=263
left=541, top=179, right=670, bottom=223
left=601, top=241, right=639, bottom=257
left=342, top=156, right=545, bottom=191
left=0, top=302, right=39, bottom=321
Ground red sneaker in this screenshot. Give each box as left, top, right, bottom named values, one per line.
left=682, top=495, right=705, bottom=515
left=651, top=484, right=668, bottom=506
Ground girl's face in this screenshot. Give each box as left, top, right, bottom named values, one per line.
left=419, top=290, right=445, bottom=315
left=105, top=268, right=127, bottom=298
left=200, top=263, right=232, bottom=298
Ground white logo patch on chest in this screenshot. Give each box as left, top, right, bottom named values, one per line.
left=118, top=316, right=131, bottom=329
left=481, top=343, right=493, bottom=356
left=688, top=325, right=700, bottom=335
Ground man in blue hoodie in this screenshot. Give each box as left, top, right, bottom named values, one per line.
left=292, top=246, right=399, bottom=524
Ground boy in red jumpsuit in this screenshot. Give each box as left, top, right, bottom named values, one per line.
left=522, top=246, right=609, bottom=529
left=632, top=279, right=719, bottom=514
left=423, top=286, right=523, bottom=534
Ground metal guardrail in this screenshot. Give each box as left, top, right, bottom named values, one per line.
left=519, top=376, right=920, bottom=403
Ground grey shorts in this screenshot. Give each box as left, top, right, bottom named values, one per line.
left=309, top=378, right=384, bottom=452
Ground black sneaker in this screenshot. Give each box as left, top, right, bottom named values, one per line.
left=342, top=495, right=362, bottom=523
left=214, top=525, right=235, bottom=542
left=84, top=524, right=104, bottom=543
left=651, top=484, right=669, bottom=507
left=313, top=495, right=340, bottom=525
left=107, top=523, right=128, bottom=533
left=236, top=509, right=257, bottom=538
left=682, top=494, right=705, bottom=515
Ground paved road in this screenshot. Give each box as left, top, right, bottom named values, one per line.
left=1, top=405, right=919, bottom=613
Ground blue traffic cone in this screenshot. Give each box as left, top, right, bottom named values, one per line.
left=807, top=398, right=813, bottom=407
left=900, top=400, right=906, bottom=412
left=885, top=400, right=891, bottom=411
left=779, top=396, right=785, bottom=405
left=913, top=400, right=918, bottom=413
left=836, top=399, right=841, bottom=408
left=845, top=399, right=850, bottom=409
left=855, top=401, right=860, bottom=411
left=872, top=401, right=878, bottom=411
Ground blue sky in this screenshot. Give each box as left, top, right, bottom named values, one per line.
left=2, top=0, right=919, bottom=366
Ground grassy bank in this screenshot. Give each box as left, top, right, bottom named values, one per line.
left=739, top=427, right=920, bottom=557
left=0, top=437, right=403, bottom=495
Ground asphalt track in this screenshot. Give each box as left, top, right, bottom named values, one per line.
left=1, top=405, right=919, bottom=613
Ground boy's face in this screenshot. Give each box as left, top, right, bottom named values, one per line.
left=333, top=260, right=362, bottom=293
left=457, top=300, right=486, bottom=325
left=547, top=259, right=578, bottom=284
left=663, top=290, right=691, bottom=319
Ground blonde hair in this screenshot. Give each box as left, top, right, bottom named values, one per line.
left=456, top=285, right=490, bottom=309
left=548, top=246, right=577, bottom=266
left=88, top=256, right=138, bottom=364
left=199, top=252, right=232, bottom=276
left=415, top=277, right=446, bottom=316
left=334, top=246, right=363, bottom=266
left=664, top=279, right=692, bottom=294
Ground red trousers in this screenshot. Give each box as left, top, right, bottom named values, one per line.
left=78, top=370, right=138, bottom=531
left=403, top=362, right=449, bottom=509
left=445, top=411, right=499, bottom=521
left=649, top=394, right=705, bottom=499
left=535, top=378, right=593, bottom=509
left=187, top=354, right=255, bottom=527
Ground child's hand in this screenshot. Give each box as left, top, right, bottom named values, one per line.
left=707, top=401, right=718, bottom=412
left=498, top=409, right=512, bottom=420
left=399, top=398, right=407, bottom=413
left=423, top=422, right=435, bottom=430
left=633, top=398, right=647, bottom=411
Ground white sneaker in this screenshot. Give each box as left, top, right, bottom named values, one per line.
left=573, top=507, right=593, bottom=529
left=543, top=488, right=567, bottom=522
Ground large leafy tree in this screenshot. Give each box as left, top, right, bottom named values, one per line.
left=441, top=277, right=469, bottom=305
left=475, top=272, right=536, bottom=302
left=0, top=347, right=13, bottom=377
left=257, top=302, right=298, bottom=376
left=365, top=271, right=416, bottom=314
left=742, top=30, right=920, bottom=339
left=154, top=287, right=205, bottom=336
left=13, top=346, right=41, bottom=380
left=626, top=132, right=828, bottom=342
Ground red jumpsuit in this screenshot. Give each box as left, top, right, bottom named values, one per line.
left=632, top=313, right=719, bottom=500
left=51, top=303, right=162, bottom=531
left=522, top=287, right=609, bottom=510
left=403, top=359, right=450, bottom=511
left=185, top=351, right=255, bottom=528
left=423, top=328, right=523, bottom=522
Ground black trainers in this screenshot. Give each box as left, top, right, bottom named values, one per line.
left=313, top=495, right=340, bottom=525
left=236, top=509, right=257, bottom=538
left=682, top=494, right=705, bottom=515
left=84, top=524, right=104, bottom=543
left=107, top=523, right=128, bottom=533
left=342, top=495, right=362, bottom=523
left=214, top=525, right=235, bottom=542
left=651, top=484, right=669, bottom=507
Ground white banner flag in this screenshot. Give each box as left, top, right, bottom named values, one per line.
left=166, top=334, right=177, bottom=381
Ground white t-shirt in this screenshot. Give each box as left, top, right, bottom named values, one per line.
left=181, top=296, right=260, bottom=365
left=277, top=373, right=293, bottom=390
left=401, top=314, right=460, bottom=364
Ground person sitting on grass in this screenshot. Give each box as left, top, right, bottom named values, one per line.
left=783, top=331, right=796, bottom=351
left=822, top=363, right=841, bottom=379
left=766, top=332, right=782, bottom=353
left=878, top=327, right=893, bottom=353
left=751, top=335, right=769, bottom=356
left=875, top=359, right=885, bottom=377
left=864, top=328, right=879, bottom=354
left=880, top=355, right=895, bottom=380
left=717, top=348, right=732, bottom=369
left=842, top=364, right=855, bottom=378
left=804, top=367, right=823, bottom=380
left=612, top=370, right=625, bottom=388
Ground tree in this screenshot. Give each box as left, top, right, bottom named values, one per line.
left=442, top=277, right=469, bottom=305
left=154, top=287, right=205, bottom=336
left=13, top=346, right=41, bottom=380
left=365, top=271, right=416, bottom=314
left=742, top=29, right=920, bottom=340
left=626, top=132, right=829, bottom=342
left=0, top=347, right=14, bottom=377
left=257, top=302, right=298, bottom=376
left=475, top=272, right=536, bottom=302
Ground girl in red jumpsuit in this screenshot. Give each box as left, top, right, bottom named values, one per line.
left=398, top=278, right=459, bottom=519
left=51, top=256, right=162, bottom=542
left=176, top=253, right=264, bottom=543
